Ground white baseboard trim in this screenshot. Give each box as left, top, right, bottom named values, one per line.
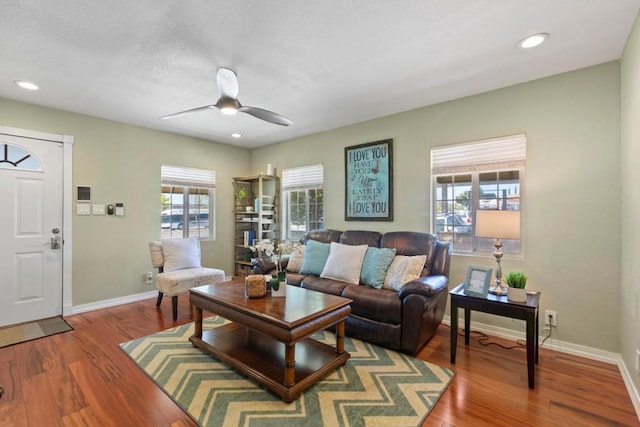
left=442, top=314, right=640, bottom=421
left=71, top=290, right=157, bottom=314
left=619, top=353, right=640, bottom=421
left=68, top=276, right=233, bottom=314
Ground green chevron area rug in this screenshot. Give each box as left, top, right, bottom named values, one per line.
left=120, top=317, right=454, bottom=426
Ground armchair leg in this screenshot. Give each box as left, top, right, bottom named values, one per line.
left=171, top=296, right=178, bottom=321
left=156, top=292, right=164, bottom=307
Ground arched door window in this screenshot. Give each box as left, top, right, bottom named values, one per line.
left=0, top=143, right=42, bottom=171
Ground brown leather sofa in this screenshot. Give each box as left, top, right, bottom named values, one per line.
left=253, top=229, right=451, bottom=355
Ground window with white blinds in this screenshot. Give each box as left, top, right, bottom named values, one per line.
left=282, top=164, right=324, bottom=240
left=282, top=163, right=324, bottom=190
left=161, top=165, right=216, bottom=240
left=161, top=165, right=216, bottom=188
left=431, top=134, right=526, bottom=175
left=431, top=134, right=525, bottom=254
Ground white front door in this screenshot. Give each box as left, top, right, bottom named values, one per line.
left=0, top=135, right=63, bottom=327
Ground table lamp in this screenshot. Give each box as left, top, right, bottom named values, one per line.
left=475, top=210, right=520, bottom=295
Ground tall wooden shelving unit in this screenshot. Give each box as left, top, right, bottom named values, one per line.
left=232, top=174, right=280, bottom=277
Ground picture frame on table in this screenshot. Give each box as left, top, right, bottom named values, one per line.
left=463, top=266, right=492, bottom=298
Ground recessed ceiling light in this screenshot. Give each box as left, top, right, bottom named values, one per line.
left=232, top=133, right=242, bottom=138
left=517, top=33, right=549, bottom=49
left=14, top=80, right=39, bottom=90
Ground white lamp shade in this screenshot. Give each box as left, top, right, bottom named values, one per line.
left=476, top=210, right=520, bottom=239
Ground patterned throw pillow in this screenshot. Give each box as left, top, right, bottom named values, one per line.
left=383, top=255, right=427, bottom=291
left=320, top=242, right=368, bottom=284
left=359, top=247, right=397, bottom=289
left=286, top=245, right=306, bottom=273
left=299, top=240, right=331, bottom=275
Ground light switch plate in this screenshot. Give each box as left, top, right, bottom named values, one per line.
left=92, top=204, right=105, bottom=215
left=76, top=203, right=91, bottom=215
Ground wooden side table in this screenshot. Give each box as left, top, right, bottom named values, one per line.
left=449, top=283, right=540, bottom=389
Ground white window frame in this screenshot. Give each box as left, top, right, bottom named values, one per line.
left=281, top=163, right=324, bottom=240
left=161, top=164, right=216, bottom=240
left=431, top=134, right=526, bottom=255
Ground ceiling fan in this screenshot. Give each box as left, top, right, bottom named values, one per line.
left=160, top=67, right=292, bottom=126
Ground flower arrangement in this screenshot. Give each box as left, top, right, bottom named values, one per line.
left=251, top=239, right=275, bottom=258
left=250, top=239, right=300, bottom=274
left=275, top=240, right=300, bottom=272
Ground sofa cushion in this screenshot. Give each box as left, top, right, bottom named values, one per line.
left=383, top=255, right=427, bottom=291
left=156, top=267, right=225, bottom=296
left=381, top=232, right=437, bottom=276
left=284, top=272, right=306, bottom=287
left=320, top=242, right=368, bottom=284
left=360, top=247, right=396, bottom=289
left=161, top=237, right=201, bottom=272
left=341, top=285, right=402, bottom=324
left=301, top=229, right=342, bottom=244
left=339, top=230, right=382, bottom=247
left=285, top=245, right=306, bottom=273
left=300, top=275, right=351, bottom=296
left=299, top=240, right=331, bottom=275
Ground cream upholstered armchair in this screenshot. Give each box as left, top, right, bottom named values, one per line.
left=149, top=237, right=225, bottom=321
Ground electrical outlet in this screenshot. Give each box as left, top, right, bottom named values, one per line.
left=544, top=310, right=557, bottom=327
left=145, top=272, right=153, bottom=284
left=636, top=349, right=640, bottom=372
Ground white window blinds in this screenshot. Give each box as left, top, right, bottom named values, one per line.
left=431, top=134, right=526, bottom=175
left=282, top=163, right=324, bottom=190
left=161, top=165, right=216, bottom=188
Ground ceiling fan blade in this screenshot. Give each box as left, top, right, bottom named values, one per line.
left=217, top=68, right=239, bottom=99
left=239, top=106, right=292, bottom=126
left=160, top=105, right=216, bottom=120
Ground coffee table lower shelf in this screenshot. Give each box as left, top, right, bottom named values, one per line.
left=189, top=322, right=350, bottom=402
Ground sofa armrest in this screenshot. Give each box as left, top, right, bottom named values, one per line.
left=398, top=275, right=448, bottom=299
left=251, top=258, right=277, bottom=275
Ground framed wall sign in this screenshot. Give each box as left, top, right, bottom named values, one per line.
left=463, top=266, right=493, bottom=298
left=344, top=139, right=393, bottom=221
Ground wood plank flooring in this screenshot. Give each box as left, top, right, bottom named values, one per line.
left=0, top=294, right=637, bottom=426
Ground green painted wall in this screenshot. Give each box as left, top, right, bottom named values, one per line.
left=0, top=98, right=250, bottom=305
left=252, top=62, right=622, bottom=352
left=0, top=60, right=627, bottom=356
left=621, top=12, right=640, bottom=393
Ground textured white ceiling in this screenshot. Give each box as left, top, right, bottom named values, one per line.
left=1, top=1, right=638, bottom=148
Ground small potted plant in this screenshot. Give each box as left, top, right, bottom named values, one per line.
left=505, top=270, right=528, bottom=302
left=236, top=187, right=253, bottom=212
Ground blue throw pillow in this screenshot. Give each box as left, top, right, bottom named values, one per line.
left=360, top=247, right=396, bottom=289
left=299, top=240, right=331, bottom=275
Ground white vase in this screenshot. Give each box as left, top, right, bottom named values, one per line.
left=271, top=282, right=287, bottom=297
left=507, top=287, right=527, bottom=302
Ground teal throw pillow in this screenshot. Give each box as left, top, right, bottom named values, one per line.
left=299, top=240, right=331, bottom=275
left=360, top=247, right=396, bottom=289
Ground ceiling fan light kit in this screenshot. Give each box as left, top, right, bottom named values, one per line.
left=160, top=68, right=291, bottom=126
left=217, top=97, right=240, bottom=115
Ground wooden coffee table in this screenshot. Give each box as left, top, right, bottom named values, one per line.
left=189, top=279, right=352, bottom=402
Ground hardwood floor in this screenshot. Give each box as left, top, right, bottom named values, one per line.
left=0, top=294, right=637, bottom=426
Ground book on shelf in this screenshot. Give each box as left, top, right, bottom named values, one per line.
left=243, top=230, right=256, bottom=247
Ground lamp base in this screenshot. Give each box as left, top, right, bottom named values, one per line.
left=489, top=285, right=508, bottom=296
